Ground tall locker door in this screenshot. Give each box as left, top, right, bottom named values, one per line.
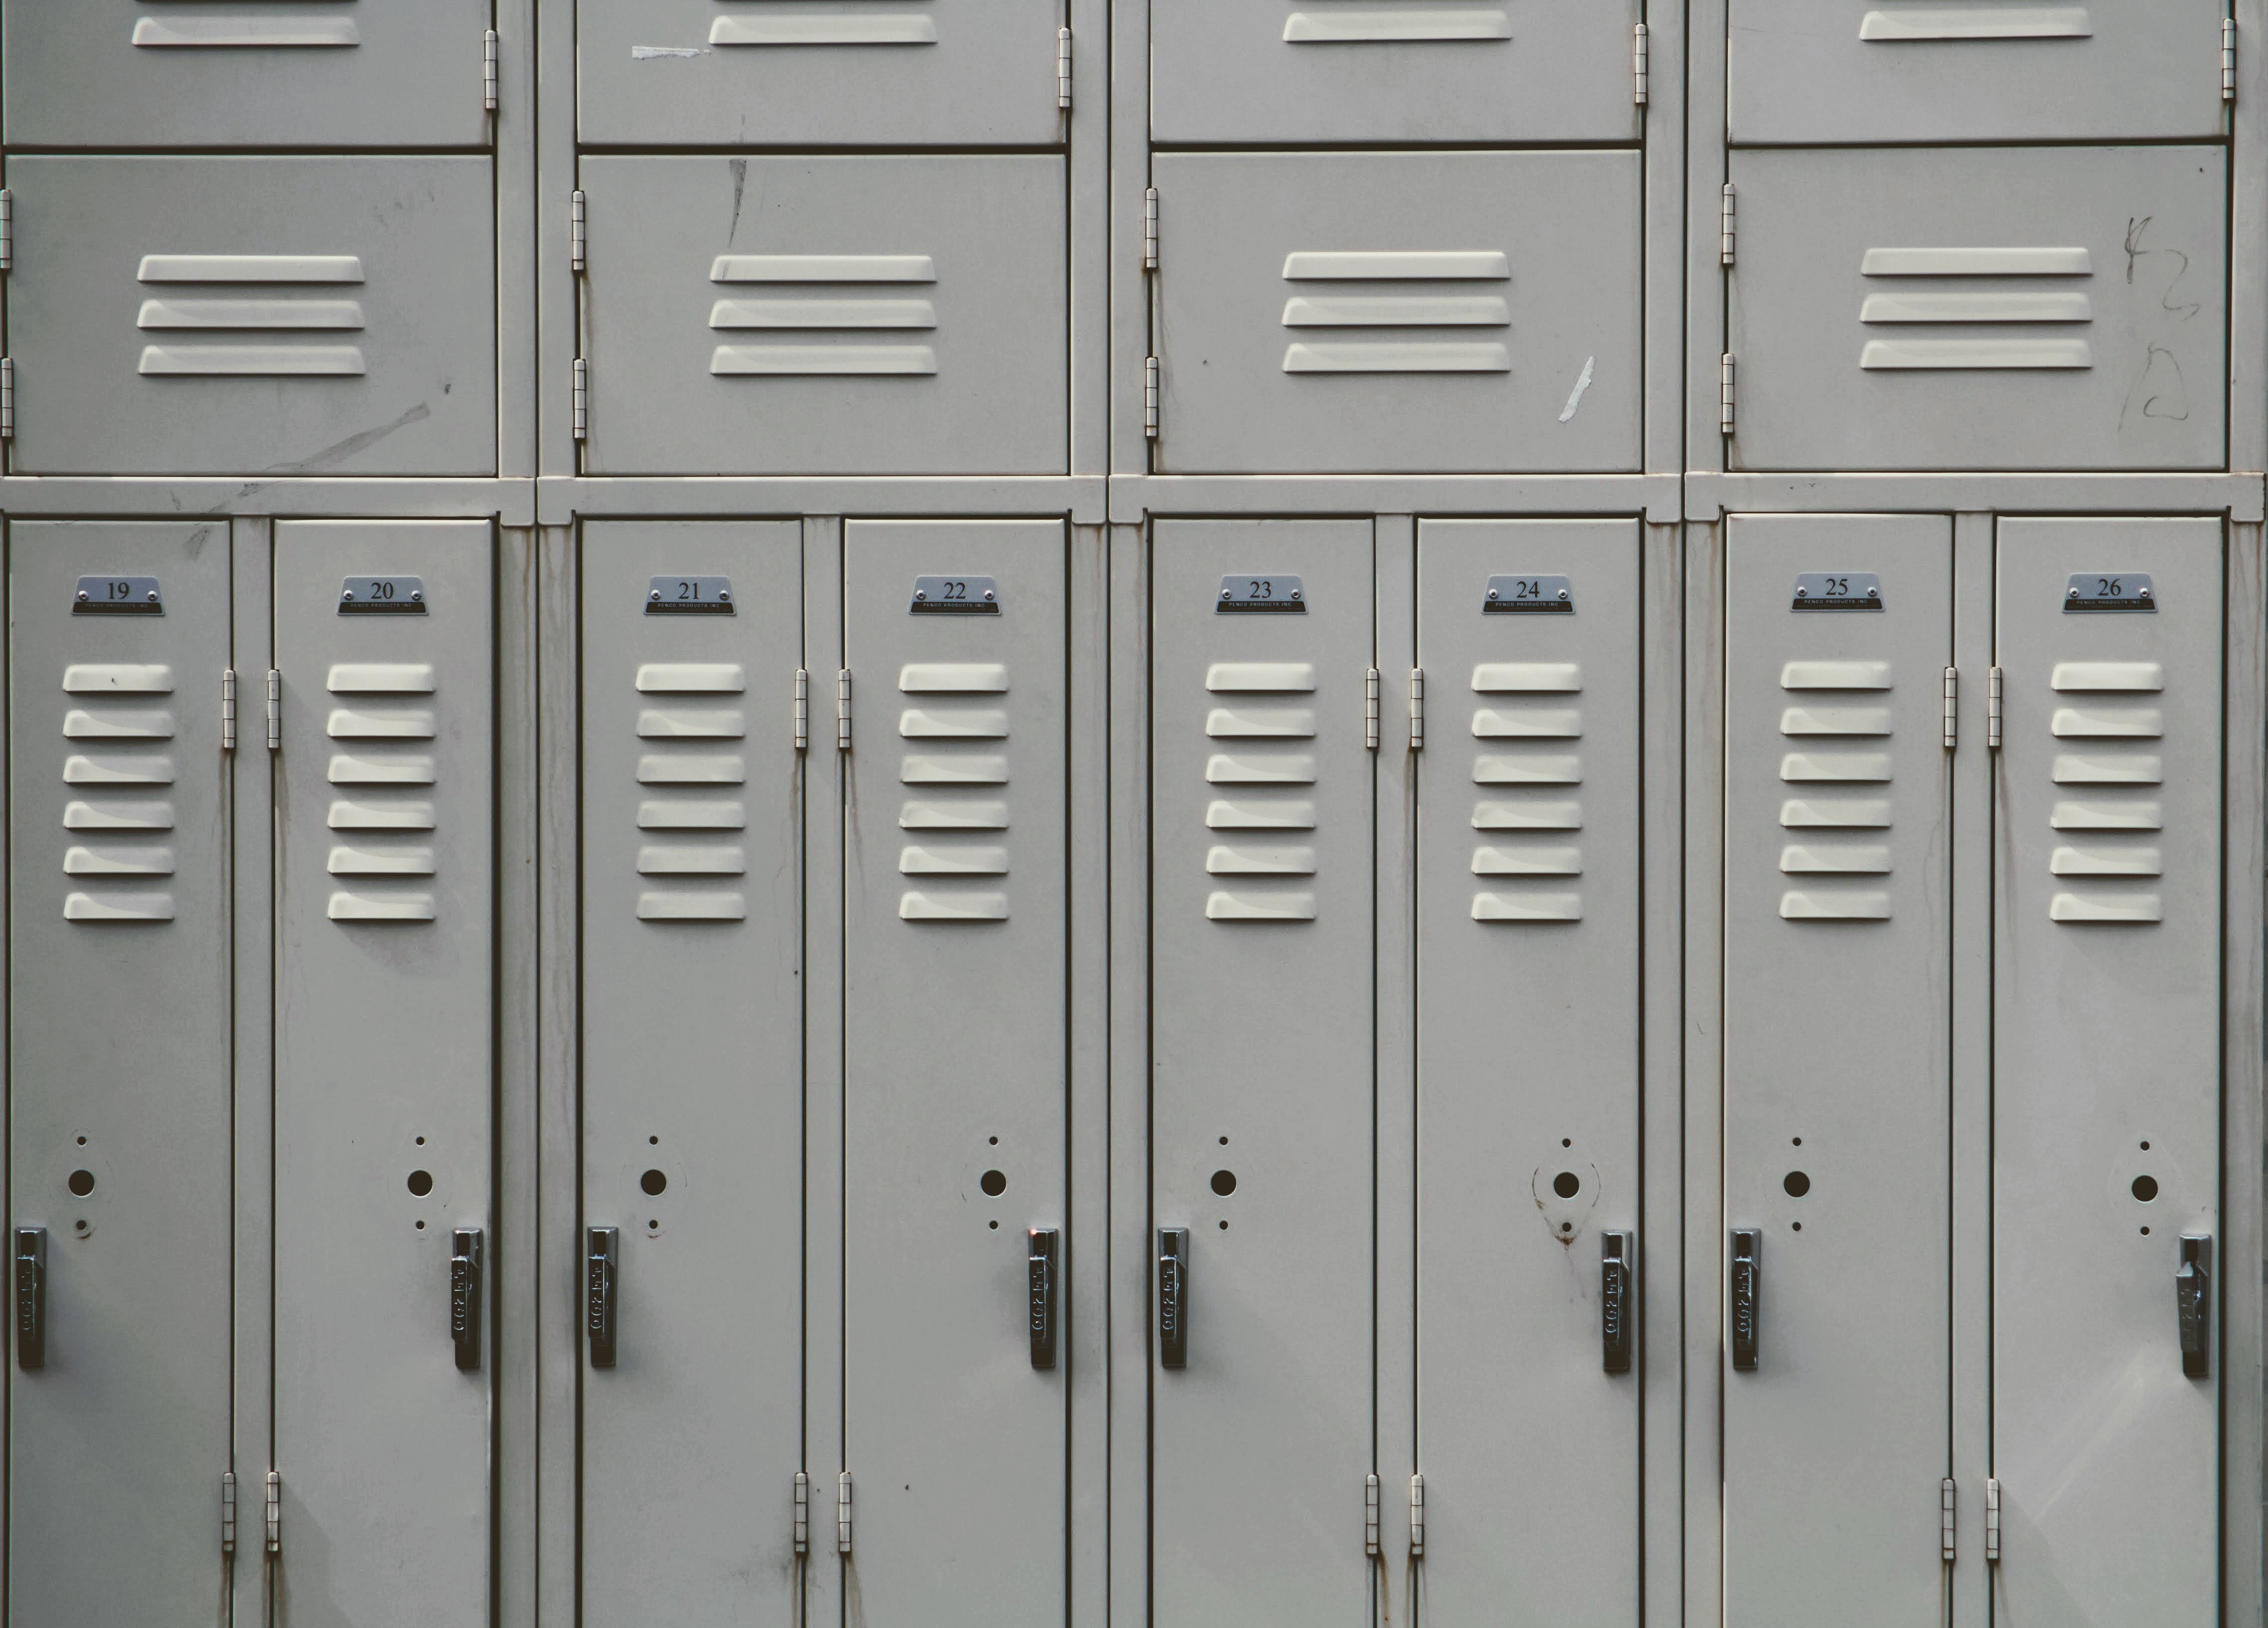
left=1149, top=0, right=1640, bottom=144
left=1151, top=520, right=1375, bottom=1628
left=272, top=520, right=494, bottom=1625
left=1991, top=518, right=2223, bottom=1624
left=1721, top=515, right=1953, bottom=1627
left=840, top=521, right=1067, bottom=1624
left=1413, top=520, right=1640, bottom=1624
left=576, top=0, right=1064, bottom=146
left=580, top=523, right=806, bottom=1626
left=4, top=0, right=493, bottom=148
left=7, top=522, right=235, bottom=1627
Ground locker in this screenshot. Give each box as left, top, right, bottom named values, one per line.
left=1728, top=0, right=2229, bottom=145
left=4, top=158, right=497, bottom=477
left=1991, top=518, right=2222, bottom=1624
left=1727, top=147, right=2228, bottom=472
left=1721, top=515, right=1952, bottom=1626
left=272, top=521, right=494, bottom=1625
left=576, top=0, right=1063, bottom=148
left=1150, top=520, right=1375, bottom=1628
left=579, top=524, right=806, bottom=1626
left=1150, top=153, right=1641, bottom=474
left=578, top=157, right=1067, bottom=476
left=1149, top=0, right=1641, bottom=144
left=1413, top=520, right=1640, bottom=1626
left=840, top=521, right=1068, bottom=1623
left=6, top=523, right=236, bottom=1628
left=4, top=0, right=493, bottom=150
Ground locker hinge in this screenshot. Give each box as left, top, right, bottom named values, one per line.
left=570, top=190, right=587, bottom=275
left=1143, top=187, right=1160, bottom=271
left=221, top=1471, right=237, bottom=1556
left=1941, top=1478, right=1956, bottom=1563
left=1719, top=353, right=1735, bottom=436
left=0, top=189, right=14, bottom=273
left=836, top=1471, right=854, bottom=1556
left=1365, top=667, right=1381, bottom=751
left=836, top=669, right=853, bottom=752
left=222, top=669, right=238, bottom=753
left=263, top=1470, right=281, bottom=1554
left=1720, top=183, right=1736, bottom=267
left=1056, top=26, right=1074, bottom=110
left=2, top=358, right=16, bottom=441
left=793, top=1470, right=810, bottom=1556
left=1364, top=1473, right=1381, bottom=1558
left=1144, top=357, right=1160, bottom=439
left=483, top=29, right=500, bottom=112
left=1409, top=1473, right=1425, bottom=1558
left=1942, top=666, right=1958, bottom=751
left=1984, top=1478, right=2002, bottom=1562
left=1408, top=668, right=1425, bottom=752
left=264, top=670, right=282, bottom=752
left=571, top=357, right=588, bottom=442
left=1633, top=22, right=1649, bottom=105
left=1987, top=666, right=2004, bottom=750
left=2224, top=19, right=2238, bottom=102
left=794, top=668, right=810, bottom=752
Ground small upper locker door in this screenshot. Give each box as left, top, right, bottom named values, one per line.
left=1151, top=153, right=1640, bottom=474
left=5, top=0, right=494, bottom=148
left=7, top=523, right=235, bottom=1628
left=1722, top=516, right=1954, bottom=1628
left=1991, top=518, right=2222, bottom=1628
left=1150, top=0, right=1640, bottom=143
left=579, top=524, right=808, bottom=1626
left=5, top=158, right=497, bottom=476
left=272, top=521, right=494, bottom=1626
left=1727, top=146, right=2227, bottom=471
left=577, top=0, right=1064, bottom=146
left=579, top=157, right=1067, bottom=475
left=1728, top=0, right=2229, bottom=144
left=1413, top=521, right=1643, bottom=1626
left=1150, top=521, right=1376, bottom=1628
left=840, top=521, right=1068, bottom=1626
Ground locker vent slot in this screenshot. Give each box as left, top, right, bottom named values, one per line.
left=709, top=254, right=940, bottom=377
left=897, top=664, right=1012, bottom=922
left=1777, top=661, right=1895, bottom=920
left=58, top=654, right=182, bottom=922
left=710, top=8, right=939, bottom=47
left=133, top=253, right=369, bottom=377
left=1204, top=663, right=1323, bottom=922
left=1468, top=665, right=1584, bottom=923
left=635, top=665, right=754, bottom=922
left=132, top=13, right=362, bottom=47
left=324, top=660, right=444, bottom=924
left=2043, top=665, right=2166, bottom=924
left=1859, top=6, right=2092, bottom=40
left=1279, top=250, right=1511, bottom=375
left=1858, top=244, right=2093, bottom=371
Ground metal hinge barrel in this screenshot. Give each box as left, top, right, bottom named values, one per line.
left=1365, top=667, right=1381, bottom=751
left=1633, top=22, right=1649, bottom=104
left=483, top=29, right=500, bottom=112
left=836, top=669, right=853, bottom=751
left=570, top=190, right=587, bottom=274
left=1364, top=1473, right=1381, bottom=1558
left=264, top=1470, right=281, bottom=1554
left=572, top=358, right=589, bottom=442
left=222, top=669, right=238, bottom=753
left=2, top=357, right=16, bottom=441
left=1057, top=26, right=1073, bottom=109
left=2225, top=19, right=2238, bottom=102
left=1985, top=1479, right=2002, bottom=1562
left=794, top=668, right=810, bottom=752
left=1143, top=187, right=1160, bottom=270
left=1943, top=667, right=1958, bottom=751
left=221, top=1471, right=238, bottom=1556
left=1988, top=666, right=2004, bottom=750
left=1409, top=1474, right=1426, bottom=1557
left=793, top=1470, right=810, bottom=1556
left=837, top=1471, right=854, bottom=1556
left=1941, top=1478, right=1956, bottom=1563
left=1409, top=668, right=1425, bottom=752
left=264, top=670, right=282, bottom=752
left=1, top=189, right=14, bottom=273
left=1720, top=183, right=1735, bottom=266
left=1719, top=353, right=1735, bottom=436
left=1144, top=357, right=1160, bottom=438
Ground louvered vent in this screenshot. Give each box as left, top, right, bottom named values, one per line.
left=898, top=662, right=1011, bottom=922
left=1857, top=246, right=2093, bottom=372
left=709, top=254, right=940, bottom=377
left=1202, top=661, right=1319, bottom=922
left=323, top=662, right=440, bottom=922
left=2045, top=660, right=2166, bottom=924
left=1278, top=251, right=1511, bottom=376
left=1467, top=662, right=1583, bottom=924
left=1775, top=659, right=1894, bottom=921
left=135, top=254, right=368, bottom=377
left=60, top=662, right=179, bottom=924
left=631, top=662, right=751, bottom=922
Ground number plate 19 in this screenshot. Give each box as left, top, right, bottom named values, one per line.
left=71, top=575, right=163, bottom=616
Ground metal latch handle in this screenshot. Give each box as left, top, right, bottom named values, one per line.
left=1602, top=1230, right=1634, bottom=1374
left=450, top=1227, right=484, bottom=1372
left=1729, top=1228, right=1761, bottom=1372
left=14, top=1227, right=45, bottom=1370
left=1157, top=1227, right=1190, bottom=1371
left=586, top=1226, right=619, bottom=1369
left=1027, top=1227, right=1058, bottom=1370
left=2177, top=1233, right=2212, bottom=1379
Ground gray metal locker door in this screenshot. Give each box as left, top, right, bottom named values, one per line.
left=6, top=158, right=497, bottom=476
left=4, top=0, right=492, bottom=149
left=1727, top=0, right=2227, bottom=144
left=1150, top=153, right=1640, bottom=474
left=580, top=523, right=806, bottom=1627
left=576, top=0, right=1062, bottom=147
left=1722, top=515, right=1952, bottom=1627
left=1413, top=520, right=1640, bottom=1626
left=273, top=520, right=494, bottom=1626
left=6, top=522, right=235, bottom=1628
left=840, top=520, right=1067, bottom=1624
left=1991, top=518, right=2222, bottom=1625
left=1726, top=147, right=2227, bottom=472
left=578, top=157, right=1067, bottom=476
left=1151, top=520, right=1375, bottom=1628
left=1149, top=0, right=1640, bottom=143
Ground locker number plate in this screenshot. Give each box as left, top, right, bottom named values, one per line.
left=1791, top=573, right=1883, bottom=611
left=647, top=575, right=736, bottom=614
left=910, top=575, right=1000, bottom=613
left=1484, top=574, right=1574, bottom=614
left=1217, top=575, right=1305, bottom=613
left=2065, top=573, right=2156, bottom=613
left=71, top=575, right=163, bottom=616
left=339, top=576, right=427, bottom=614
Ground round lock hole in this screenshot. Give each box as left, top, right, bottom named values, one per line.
left=989, top=1221, right=999, bottom=1230
left=415, top=1220, right=425, bottom=1230
left=980, top=1170, right=1007, bottom=1198
left=1551, top=1171, right=1581, bottom=1199
left=641, top=1169, right=669, bottom=1196
left=66, top=1169, right=94, bottom=1198
left=1211, top=1170, right=1238, bottom=1197
left=406, top=1170, right=433, bottom=1197
left=75, top=1136, right=86, bottom=1147
left=2132, top=1175, right=2159, bottom=1202
left=1784, top=1171, right=1811, bottom=1198
left=1561, top=1138, right=1572, bottom=1148
left=2140, top=1141, right=2150, bottom=1150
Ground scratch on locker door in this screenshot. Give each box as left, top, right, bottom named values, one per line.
left=729, top=159, right=749, bottom=245
left=1557, top=356, right=1595, bottom=423
left=259, top=402, right=432, bottom=476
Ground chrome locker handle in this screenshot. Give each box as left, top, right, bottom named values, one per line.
left=13, top=1227, right=44, bottom=1371
left=585, top=1226, right=619, bottom=1370
left=1157, top=1228, right=1190, bottom=1371
left=1602, top=1231, right=1634, bottom=1374
left=2177, top=1233, right=2212, bottom=1380
left=1027, top=1228, right=1058, bottom=1371
left=450, top=1228, right=484, bottom=1373
left=1730, top=1228, right=1761, bottom=1372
